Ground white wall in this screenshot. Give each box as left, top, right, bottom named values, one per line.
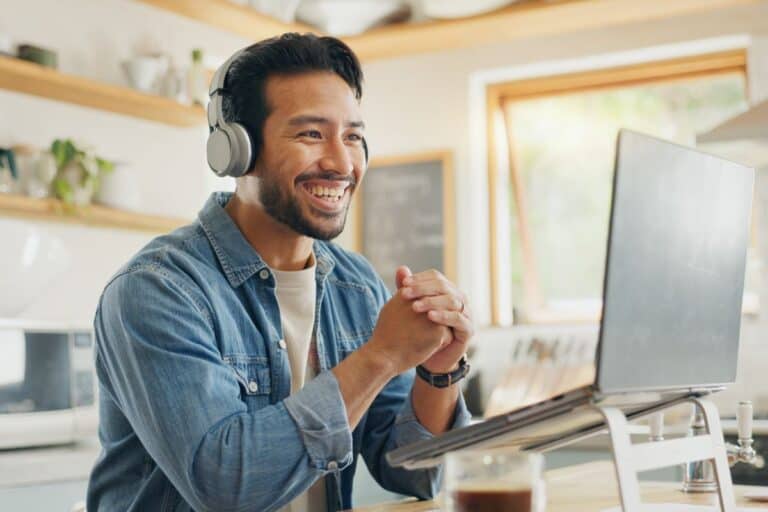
left=2, top=0, right=768, bottom=413
left=0, top=0, right=250, bottom=322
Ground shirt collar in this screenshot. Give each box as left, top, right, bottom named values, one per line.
left=198, top=192, right=335, bottom=287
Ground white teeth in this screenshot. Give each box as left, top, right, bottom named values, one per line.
left=307, top=184, right=345, bottom=201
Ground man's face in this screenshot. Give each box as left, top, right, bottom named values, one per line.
left=252, top=71, right=366, bottom=241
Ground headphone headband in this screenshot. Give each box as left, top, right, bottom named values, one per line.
left=207, top=48, right=247, bottom=132
left=209, top=48, right=245, bottom=96
left=206, top=47, right=254, bottom=178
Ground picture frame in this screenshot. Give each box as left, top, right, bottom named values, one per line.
left=353, top=150, right=456, bottom=292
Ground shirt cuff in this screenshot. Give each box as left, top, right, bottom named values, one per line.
left=394, top=387, right=473, bottom=445
left=283, top=370, right=354, bottom=472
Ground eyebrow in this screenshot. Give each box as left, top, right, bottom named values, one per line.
left=287, top=115, right=365, bottom=130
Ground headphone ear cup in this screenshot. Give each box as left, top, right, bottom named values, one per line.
left=206, top=122, right=254, bottom=178
left=207, top=128, right=233, bottom=177
left=223, top=122, right=254, bottom=178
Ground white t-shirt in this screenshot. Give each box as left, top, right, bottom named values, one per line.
left=272, top=256, right=327, bottom=512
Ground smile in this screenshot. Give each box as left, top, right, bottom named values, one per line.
left=304, top=183, right=349, bottom=202
left=300, top=181, right=353, bottom=212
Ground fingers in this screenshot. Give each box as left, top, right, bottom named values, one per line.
left=427, top=309, right=475, bottom=341
left=395, top=265, right=413, bottom=290
left=397, top=269, right=473, bottom=343
left=401, top=268, right=442, bottom=289
left=401, top=273, right=456, bottom=300
left=412, top=294, right=464, bottom=313
left=398, top=268, right=470, bottom=317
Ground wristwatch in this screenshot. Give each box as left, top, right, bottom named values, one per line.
left=416, top=355, right=470, bottom=388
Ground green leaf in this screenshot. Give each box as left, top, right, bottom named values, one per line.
left=95, top=157, right=115, bottom=173
left=51, top=139, right=77, bottom=169
left=51, top=139, right=65, bottom=168
left=80, top=157, right=96, bottom=178
left=53, top=177, right=74, bottom=204
left=83, top=174, right=97, bottom=193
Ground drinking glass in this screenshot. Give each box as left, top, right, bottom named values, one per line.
left=442, top=448, right=544, bottom=512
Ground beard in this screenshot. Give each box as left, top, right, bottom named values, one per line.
left=259, top=171, right=353, bottom=241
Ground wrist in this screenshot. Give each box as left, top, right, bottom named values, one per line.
left=421, top=352, right=467, bottom=373
left=421, top=360, right=461, bottom=373
left=416, top=355, right=470, bottom=388
left=361, top=337, right=398, bottom=379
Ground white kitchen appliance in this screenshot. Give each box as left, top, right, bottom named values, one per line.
left=0, top=319, right=97, bottom=449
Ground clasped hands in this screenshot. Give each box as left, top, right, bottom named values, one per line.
left=370, top=265, right=474, bottom=375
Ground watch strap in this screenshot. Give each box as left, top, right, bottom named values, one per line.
left=416, top=356, right=470, bottom=388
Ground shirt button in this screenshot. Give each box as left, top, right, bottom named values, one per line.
left=258, top=269, right=270, bottom=280
left=327, top=461, right=338, bottom=471
left=248, top=381, right=259, bottom=393
left=278, top=339, right=287, bottom=350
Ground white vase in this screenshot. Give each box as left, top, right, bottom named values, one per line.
left=94, top=165, right=142, bottom=212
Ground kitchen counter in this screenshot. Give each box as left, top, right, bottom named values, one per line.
left=0, top=437, right=100, bottom=488
left=5, top=441, right=766, bottom=511
left=348, top=461, right=768, bottom=511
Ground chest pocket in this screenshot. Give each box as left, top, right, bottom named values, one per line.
left=223, top=355, right=271, bottom=409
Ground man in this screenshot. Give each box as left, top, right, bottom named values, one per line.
left=87, top=33, right=474, bottom=512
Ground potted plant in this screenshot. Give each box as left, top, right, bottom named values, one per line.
left=50, top=139, right=115, bottom=205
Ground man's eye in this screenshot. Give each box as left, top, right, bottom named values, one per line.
left=347, top=133, right=363, bottom=142
left=299, top=130, right=322, bottom=139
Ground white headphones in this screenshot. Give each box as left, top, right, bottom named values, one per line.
left=206, top=49, right=254, bottom=178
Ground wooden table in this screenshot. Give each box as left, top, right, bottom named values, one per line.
left=349, top=461, right=768, bottom=511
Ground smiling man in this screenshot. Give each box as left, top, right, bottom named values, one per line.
left=87, top=33, right=474, bottom=512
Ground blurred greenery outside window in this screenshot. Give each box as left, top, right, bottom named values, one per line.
left=491, top=51, right=758, bottom=324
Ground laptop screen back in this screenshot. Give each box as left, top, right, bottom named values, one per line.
left=596, top=130, right=754, bottom=393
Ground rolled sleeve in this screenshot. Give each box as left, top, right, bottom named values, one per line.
left=386, top=388, right=472, bottom=498
left=283, top=370, right=354, bottom=471
left=361, top=368, right=473, bottom=500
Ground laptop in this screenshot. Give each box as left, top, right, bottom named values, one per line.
left=387, top=129, right=755, bottom=470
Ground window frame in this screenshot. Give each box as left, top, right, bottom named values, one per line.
left=486, top=49, right=749, bottom=326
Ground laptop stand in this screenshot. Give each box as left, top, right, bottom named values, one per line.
left=532, top=396, right=735, bottom=512
left=598, top=397, right=734, bottom=512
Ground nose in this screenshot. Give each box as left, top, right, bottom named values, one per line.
left=318, top=137, right=355, bottom=177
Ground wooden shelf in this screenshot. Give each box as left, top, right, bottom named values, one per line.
left=0, top=194, right=188, bottom=233
left=136, top=0, right=315, bottom=40
left=343, top=0, right=761, bottom=61
left=136, top=0, right=761, bottom=62
left=0, top=55, right=205, bottom=126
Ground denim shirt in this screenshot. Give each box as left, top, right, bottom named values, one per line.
left=87, top=192, right=471, bottom=512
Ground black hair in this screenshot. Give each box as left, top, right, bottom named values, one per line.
left=221, top=33, right=364, bottom=165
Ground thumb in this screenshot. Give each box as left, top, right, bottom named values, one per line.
left=395, top=265, right=412, bottom=289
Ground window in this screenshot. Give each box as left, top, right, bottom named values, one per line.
left=487, top=50, right=752, bottom=325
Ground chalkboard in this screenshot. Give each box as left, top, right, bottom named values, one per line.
left=355, top=152, right=455, bottom=293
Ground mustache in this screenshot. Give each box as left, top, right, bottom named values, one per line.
left=295, top=172, right=356, bottom=187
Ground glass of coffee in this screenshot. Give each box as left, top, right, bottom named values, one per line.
left=442, top=448, right=544, bottom=512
